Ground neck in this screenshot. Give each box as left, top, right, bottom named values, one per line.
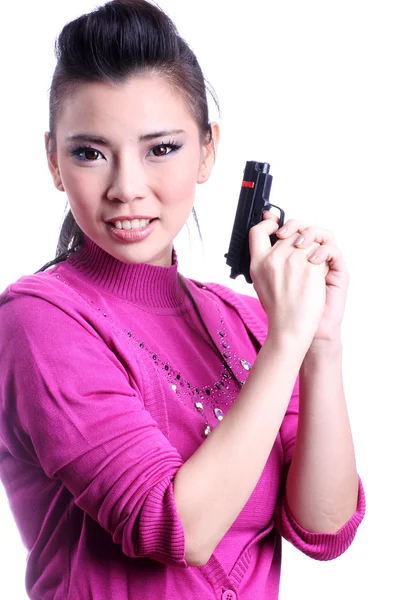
left=65, top=234, right=186, bottom=309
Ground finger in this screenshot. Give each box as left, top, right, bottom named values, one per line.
left=270, top=231, right=322, bottom=255
left=293, top=226, right=335, bottom=249
left=307, top=244, right=348, bottom=274
left=262, top=210, right=280, bottom=225
left=275, top=219, right=307, bottom=239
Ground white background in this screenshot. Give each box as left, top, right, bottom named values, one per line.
left=0, top=1, right=399, bottom=598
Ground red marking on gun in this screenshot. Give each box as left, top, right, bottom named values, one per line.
left=242, top=181, right=255, bottom=189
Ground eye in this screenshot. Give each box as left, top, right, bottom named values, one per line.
left=82, top=149, right=102, bottom=161
left=150, top=143, right=182, bottom=158
left=69, top=146, right=105, bottom=161
left=151, top=144, right=172, bottom=157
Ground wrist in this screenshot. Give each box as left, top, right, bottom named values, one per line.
left=264, top=328, right=311, bottom=360
left=311, top=325, right=343, bottom=345
left=302, top=338, right=343, bottom=372
left=308, top=335, right=342, bottom=354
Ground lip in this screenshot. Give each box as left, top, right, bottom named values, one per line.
left=107, top=219, right=157, bottom=243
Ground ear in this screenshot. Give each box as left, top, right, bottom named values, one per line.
left=197, top=121, right=220, bottom=184
left=45, top=132, right=65, bottom=192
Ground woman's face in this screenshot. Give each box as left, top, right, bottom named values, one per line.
left=46, top=74, right=218, bottom=266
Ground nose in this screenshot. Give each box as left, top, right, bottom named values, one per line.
left=106, top=155, right=148, bottom=203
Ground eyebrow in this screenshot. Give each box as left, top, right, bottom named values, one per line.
left=66, top=134, right=108, bottom=145
left=65, top=130, right=185, bottom=145
left=139, top=129, right=185, bottom=141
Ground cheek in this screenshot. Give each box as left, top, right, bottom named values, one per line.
left=160, top=153, right=200, bottom=203
left=161, top=177, right=196, bottom=210
left=61, top=166, right=103, bottom=204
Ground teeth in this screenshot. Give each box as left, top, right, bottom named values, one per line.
left=114, top=219, right=151, bottom=230
left=132, top=219, right=151, bottom=230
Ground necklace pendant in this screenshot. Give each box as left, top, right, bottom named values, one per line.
left=240, top=359, right=252, bottom=371
left=214, top=408, right=224, bottom=421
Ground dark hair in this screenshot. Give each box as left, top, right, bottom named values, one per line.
left=37, top=0, right=241, bottom=386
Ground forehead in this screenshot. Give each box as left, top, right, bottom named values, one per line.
left=57, top=74, right=197, bottom=136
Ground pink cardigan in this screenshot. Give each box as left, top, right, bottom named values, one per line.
left=0, top=236, right=365, bottom=599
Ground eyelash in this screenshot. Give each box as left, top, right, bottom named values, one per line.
left=68, top=141, right=183, bottom=162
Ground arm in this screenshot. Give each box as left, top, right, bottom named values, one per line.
left=175, top=213, right=367, bottom=565
left=274, top=369, right=365, bottom=561
left=286, top=339, right=359, bottom=533
left=0, top=291, right=187, bottom=566
left=174, top=335, right=305, bottom=565
left=273, top=217, right=365, bottom=545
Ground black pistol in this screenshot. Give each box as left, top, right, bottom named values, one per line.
left=224, top=161, right=285, bottom=284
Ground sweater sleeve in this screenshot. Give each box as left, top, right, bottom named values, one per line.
left=275, top=380, right=366, bottom=560
left=0, top=288, right=187, bottom=567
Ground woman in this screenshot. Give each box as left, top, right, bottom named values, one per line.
left=0, top=1, right=365, bottom=598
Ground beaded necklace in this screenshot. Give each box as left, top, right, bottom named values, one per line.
left=123, top=295, right=253, bottom=437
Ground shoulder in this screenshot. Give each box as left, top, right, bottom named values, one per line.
left=1, top=268, right=72, bottom=305
left=1, top=271, right=55, bottom=316
left=0, top=268, right=97, bottom=340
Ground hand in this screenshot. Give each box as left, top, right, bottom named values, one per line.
left=249, top=212, right=328, bottom=350
left=274, top=219, right=349, bottom=343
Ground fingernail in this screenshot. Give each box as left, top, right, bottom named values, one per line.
left=308, top=253, right=318, bottom=261
left=294, top=236, right=304, bottom=246
left=277, top=227, right=287, bottom=235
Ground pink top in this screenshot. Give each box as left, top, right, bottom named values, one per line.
left=0, top=236, right=365, bottom=600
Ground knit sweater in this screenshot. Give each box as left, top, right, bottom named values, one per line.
left=0, top=236, right=365, bottom=600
